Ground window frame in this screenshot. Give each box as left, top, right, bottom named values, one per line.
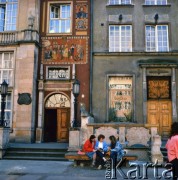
left=46, top=66, right=70, bottom=80
left=109, top=25, right=132, bottom=52
left=109, top=0, right=132, bottom=5
left=145, top=25, right=169, bottom=52
left=0, top=0, right=18, bottom=32
left=145, top=0, right=167, bottom=5
left=47, top=1, right=73, bottom=35
left=0, top=52, right=14, bottom=87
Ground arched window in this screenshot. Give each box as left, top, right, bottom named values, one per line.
left=45, top=93, right=70, bottom=108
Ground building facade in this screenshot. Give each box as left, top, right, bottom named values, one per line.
left=36, top=0, right=91, bottom=143
left=0, top=0, right=40, bottom=142
left=92, top=0, right=178, bottom=137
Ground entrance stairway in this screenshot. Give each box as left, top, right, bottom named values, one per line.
left=3, top=143, right=68, bottom=161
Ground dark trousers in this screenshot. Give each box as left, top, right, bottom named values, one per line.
left=110, top=151, right=117, bottom=168
left=96, top=150, right=105, bottom=166
left=170, top=158, right=178, bottom=180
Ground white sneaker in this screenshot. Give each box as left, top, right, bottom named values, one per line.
left=97, top=165, right=102, bottom=170
left=103, top=157, right=107, bottom=162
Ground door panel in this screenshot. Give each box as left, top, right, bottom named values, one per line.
left=147, top=100, right=172, bottom=136
left=57, top=108, right=70, bottom=142
left=159, top=101, right=172, bottom=136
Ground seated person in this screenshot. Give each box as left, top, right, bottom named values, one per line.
left=83, top=135, right=96, bottom=166
left=108, top=135, right=125, bottom=168
left=95, top=134, right=109, bottom=170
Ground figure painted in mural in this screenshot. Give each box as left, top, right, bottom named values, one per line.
left=77, top=44, right=84, bottom=60
left=76, top=6, right=87, bottom=19
left=60, top=45, right=64, bottom=60
left=44, top=46, right=52, bottom=60
left=70, top=44, right=75, bottom=60
left=63, top=44, right=69, bottom=59
left=166, top=122, right=178, bottom=179
left=77, top=19, right=86, bottom=29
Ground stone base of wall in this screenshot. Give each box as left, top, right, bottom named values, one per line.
left=125, top=148, right=149, bottom=161
left=14, top=129, right=34, bottom=143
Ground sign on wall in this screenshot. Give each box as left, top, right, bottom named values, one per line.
left=42, top=36, right=88, bottom=64
left=46, top=66, right=70, bottom=80
left=109, top=76, right=133, bottom=122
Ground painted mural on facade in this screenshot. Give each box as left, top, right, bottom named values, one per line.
left=42, top=36, right=88, bottom=64
left=75, top=3, right=88, bottom=30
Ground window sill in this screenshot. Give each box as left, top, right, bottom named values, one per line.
left=106, top=4, right=134, bottom=7
left=142, top=4, right=171, bottom=7
left=46, top=33, right=72, bottom=36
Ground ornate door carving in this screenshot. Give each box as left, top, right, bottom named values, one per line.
left=147, top=77, right=172, bottom=136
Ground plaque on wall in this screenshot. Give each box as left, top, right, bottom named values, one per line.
left=42, top=36, right=89, bottom=64
left=17, top=93, right=32, bottom=105
left=46, top=66, right=70, bottom=80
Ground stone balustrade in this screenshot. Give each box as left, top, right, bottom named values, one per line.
left=0, top=30, right=39, bottom=45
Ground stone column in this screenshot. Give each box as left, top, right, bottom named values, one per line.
left=172, top=68, right=177, bottom=122
left=36, top=80, right=44, bottom=143
left=68, top=129, right=80, bottom=151
left=0, top=127, right=10, bottom=159
left=151, top=135, right=163, bottom=163
left=142, top=67, right=147, bottom=123
left=119, top=127, right=125, bottom=145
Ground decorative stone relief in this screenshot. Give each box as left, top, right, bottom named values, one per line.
left=95, top=127, right=118, bottom=144
left=109, top=15, right=132, bottom=23
left=126, top=127, right=151, bottom=146
left=145, top=14, right=169, bottom=22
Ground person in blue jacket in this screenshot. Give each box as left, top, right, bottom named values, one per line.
left=95, top=134, right=109, bottom=169
left=108, top=135, right=125, bottom=168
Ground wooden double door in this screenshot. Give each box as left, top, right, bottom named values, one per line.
left=147, top=77, right=172, bottom=137
left=44, top=108, right=70, bottom=142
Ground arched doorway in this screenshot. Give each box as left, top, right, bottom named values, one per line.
left=44, top=93, right=70, bottom=142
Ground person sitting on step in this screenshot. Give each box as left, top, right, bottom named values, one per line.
left=95, top=134, right=109, bottom=170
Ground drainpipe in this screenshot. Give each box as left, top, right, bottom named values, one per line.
left=89, top=0, right=93, bottom=114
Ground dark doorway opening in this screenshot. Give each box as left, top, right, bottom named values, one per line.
left=44, top=109, right=57, bottom=142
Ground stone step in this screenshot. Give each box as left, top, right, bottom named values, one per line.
left=6, top=148, right=67, bottom=153
left=3, top=143, right=68, bottom=161
left=3, top=156, right=67, bottom=161
left=5, top=151, right=65, bottom=157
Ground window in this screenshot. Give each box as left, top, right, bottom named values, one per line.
left=109, top=25, right=132, bottom=52
left=0, top=93, right=12, bottom=127
left=146, top=25, right=169, bottom=52
left=46, top=66, right=70, bottom=80
left=145, top=0, right=167, bottom=5
left=108, top=76, right=133, bottom=122
left=0, top=52, right=14, bottom=86
left=109, top=0, right=131, bottom=5
left=49, top=3, right=71, bottom=33
left=0, top=0, right=18, bottom=31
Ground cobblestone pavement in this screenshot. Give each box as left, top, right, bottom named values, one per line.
left=0, top=160, right=173, bottom=180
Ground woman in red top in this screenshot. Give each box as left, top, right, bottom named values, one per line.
left=166, top=122, right=178, bottom=179
left=83, top=135, right=96, bottom=166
